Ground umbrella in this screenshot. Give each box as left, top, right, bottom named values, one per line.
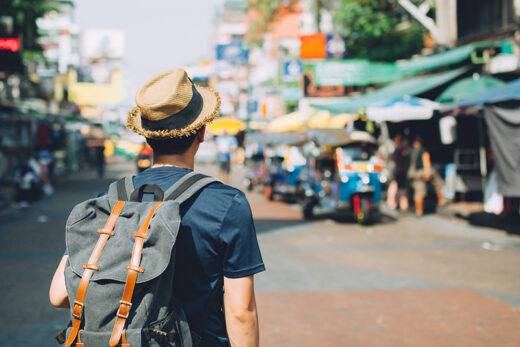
left=266, top=112, right=312, bottom=132
left=207, top=117, right=246, bottom=135
left=366, top=95, right=441, bottom=122
left=437, top=75, right=505, bottom=103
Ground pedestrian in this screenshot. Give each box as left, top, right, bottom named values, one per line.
left=386, top=134, right=410, bottom=211
left=49, top=68, right=263, bottom=347
left=215, top=127, right=237, bottom=185
left=407, top=136, right=445, bottom=216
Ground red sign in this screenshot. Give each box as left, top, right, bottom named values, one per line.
left=0, top=38, right=20, bottom=52
left=300, top=34, right=327, bottom=60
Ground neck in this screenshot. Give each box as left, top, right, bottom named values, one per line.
left=152, top=153, right=195, bottom=170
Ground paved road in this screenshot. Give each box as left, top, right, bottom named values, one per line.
left=0, top=158, right=519, bottom=346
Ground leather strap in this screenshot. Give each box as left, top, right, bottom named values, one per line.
left=65, top=201, right=126, bottom=347
left=109, top=201, right=163, bottom=346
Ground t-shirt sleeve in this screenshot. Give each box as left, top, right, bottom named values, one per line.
left=220, top=191, right=265, bottom=278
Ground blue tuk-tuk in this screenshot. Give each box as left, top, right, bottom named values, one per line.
left=301, top=130, right=385, bottom=224
left=262, top=132, right=307, bottom=202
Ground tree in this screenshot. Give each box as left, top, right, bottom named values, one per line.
left=247, top=0, right=298, bottom=45
left=333, top=0, right=425, bottom=62
left=0, top=0, right=60, bottom=51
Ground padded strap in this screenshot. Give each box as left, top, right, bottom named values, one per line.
left=65, top=201, right=126, bottom=347
left=108, top=176, right=134, bottom=201
left=109, top=202, right=163, bottom=346
left=164, top=172, right=220, bottom=204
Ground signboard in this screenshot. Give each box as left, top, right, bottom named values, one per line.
left=312, top=59, right=401, bottom=86
left=216, top=43, right=249, bottom=63
left=82, top=29, right=125, bottom=59
left=300, top=34, right=327, bottom=60
left=0, top=38, right=20, bottom=52
left=326, top=34, right=347, bottom=59
left=281, top=87, right=303, bottom=101
left=282, top=60, right=303, bottom=82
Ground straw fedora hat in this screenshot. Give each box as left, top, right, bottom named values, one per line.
left=126, top=68, right=221, bottom=139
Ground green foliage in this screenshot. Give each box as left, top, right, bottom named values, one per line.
left=247, top=0, right=297, bottom=45
left=0, top=0, right=60, bottom=50
left=333, top=0, right=425, bottom=62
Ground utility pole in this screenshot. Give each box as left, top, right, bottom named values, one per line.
left=398, top=0, right=457, bottom=47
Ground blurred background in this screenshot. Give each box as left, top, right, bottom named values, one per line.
left=0, top=0, right=520, bottom=346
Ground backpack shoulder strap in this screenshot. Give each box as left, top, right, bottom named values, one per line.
left=108, top=176, right=134, bottom=201
left=163, top=172, right=220, bottom=204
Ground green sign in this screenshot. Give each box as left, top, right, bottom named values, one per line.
left=311, top=59, right=402, bottom=87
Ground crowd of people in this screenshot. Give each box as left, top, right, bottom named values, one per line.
left=386, top=135, right=445, bottom=216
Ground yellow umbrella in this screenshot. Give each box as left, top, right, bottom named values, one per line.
left=207, top=117, right=246, bottom=135
left=327, top=113, right=358, bottom=129
left=306, top=110, right=331, bottom=129
left=266, top=112, right=311, bottom=132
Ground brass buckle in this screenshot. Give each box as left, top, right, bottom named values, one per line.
left=72, top=301, right=84, bottom=320
left=117, top=300, right=132, bottom=319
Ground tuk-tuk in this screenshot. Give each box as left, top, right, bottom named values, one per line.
left=301, top=130, right=385, bottom=224
left=243, top=132, right=266, bottom=191
left=262, top=132, right=307, bottom=202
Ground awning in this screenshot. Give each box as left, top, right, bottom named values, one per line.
left=266, top=112, right=312, bottom=132
left=455, top=77, right=520, bottom=107
left=312, top=66, right=469, bottom=114
left=306, top=110, right=331, bottom=128
left=437, top=75, right=505, bottom=103
left=397, top=40, right=508, bottom=76
left=327, top=113, right=358, bottom=129
left=366, top=96, right=441, bottom=122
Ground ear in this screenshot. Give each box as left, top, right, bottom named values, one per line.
left=197, top=126, right=206, bottom=143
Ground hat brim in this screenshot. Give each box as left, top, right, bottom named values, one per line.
left=126, top=85, right=221, bottom=139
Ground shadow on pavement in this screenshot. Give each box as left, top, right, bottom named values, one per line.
left=254, top=219, right=307, bottom=234
left=460, top=212, right=520, bottom=235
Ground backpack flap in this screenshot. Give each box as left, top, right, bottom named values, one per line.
left=66, top=197, right=181, bottom=283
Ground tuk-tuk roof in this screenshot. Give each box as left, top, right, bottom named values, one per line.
left=305, top=129, right=378, bottom=147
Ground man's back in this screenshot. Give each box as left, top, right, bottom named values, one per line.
left=133, top=166, right=264, bottom=346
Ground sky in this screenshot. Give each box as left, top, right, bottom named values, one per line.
left=75, top=0, right=225, bottom=101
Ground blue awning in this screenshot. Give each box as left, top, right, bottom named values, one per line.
left=456, top=78, right=520, bottom=107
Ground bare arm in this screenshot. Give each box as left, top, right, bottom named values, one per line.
left=224, top=276, right=259, bottom=347
left=422, top=152, right=432, bottom=180
left=49, top=255, right=70, bottom=308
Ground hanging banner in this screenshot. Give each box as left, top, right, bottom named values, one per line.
left=300, top=34, right=327, bottom=60
left=216, top=43, right=249, bottom=63
left=312, top=59, right=401, bottom=86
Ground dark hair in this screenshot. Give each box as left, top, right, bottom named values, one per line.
left=146, top=131, right=198, bottom=155
left=413, top=135, right=423, bottom=144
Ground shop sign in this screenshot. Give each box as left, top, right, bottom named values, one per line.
left=300, top=34, right=327, bottom=60
left=281, top=87, right=303, bottom=101
left=0, top=38, right=20, bottom=52
left=216, top=43, right=249, bottom=62
left=312, top=59, right=401, bottom=86
left=282, top=60, right=303, bottom=82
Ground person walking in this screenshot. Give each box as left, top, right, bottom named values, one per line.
left=407, top=136, right=445, bottom=216
left=215, top=128, right=237, bottom=185
left=386, top=134, right=410, bottom=211
left=49, top=68, right=264, bottom=347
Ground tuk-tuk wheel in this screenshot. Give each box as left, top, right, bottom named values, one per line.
left=357, top=198, right=371, bottom=225
left=303, top=200, right=315, bottom=220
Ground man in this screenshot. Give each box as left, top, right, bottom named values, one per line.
left=50, top=68, right=264, bottom=347
left=215, top=128, right=237, bottom=185
left=387, top=134, right=410, bottom=211
left=407, top=136, right=445, bottom=216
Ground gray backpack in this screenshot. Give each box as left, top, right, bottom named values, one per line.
left=62, top=172, right=220, bottom=347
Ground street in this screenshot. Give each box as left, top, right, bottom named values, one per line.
left=1, top=158, right=519, bottom=346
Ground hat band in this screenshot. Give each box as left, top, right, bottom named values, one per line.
left=141, top=85, right=203, bottom=132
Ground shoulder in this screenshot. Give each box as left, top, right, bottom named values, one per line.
left=201, top=181, right=247, bottom=203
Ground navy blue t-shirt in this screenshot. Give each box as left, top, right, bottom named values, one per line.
left=133, top=167, right=264, bottom=346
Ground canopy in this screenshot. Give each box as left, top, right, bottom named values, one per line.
left=326, top=113, right=358, bottom=129
left=455, top=77, right=520, bottom=107
left=311, top=66, right=469, bottom=114
left=266, top=112, right=312, bottom=132
left=437, top=75, right=505, bottom=103
left=397, top=40, right=509, bottom=76
left=207, top=117, right=246, bottom=135
left=366, top=96, right=442, bottom=122
left=306, top=110, right=331, bottom=128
